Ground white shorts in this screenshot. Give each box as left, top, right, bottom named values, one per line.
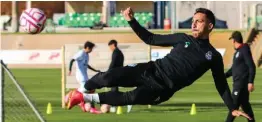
left=75, top=71, right=88, bottom=85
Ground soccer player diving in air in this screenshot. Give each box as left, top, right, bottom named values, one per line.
left=66, top=7, right=252, bottom=120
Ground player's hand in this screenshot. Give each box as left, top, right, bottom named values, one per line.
left=248, top=83, right=254, bottom=92
left=68, top=71, right=72, bottom=76
left=121, top=7, right=134, bottom=21
left=232, top=110, right=252, bottom=120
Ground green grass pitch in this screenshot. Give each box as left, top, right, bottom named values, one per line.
left=5, top=68, right=262, bottom=122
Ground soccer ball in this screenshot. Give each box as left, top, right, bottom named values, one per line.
left=20, top=8, right=46, bottom=34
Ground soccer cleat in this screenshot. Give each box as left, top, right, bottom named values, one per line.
left=64, top=90, right=73, bottom=107
left=67, top=90, right=85, bottom=110
left=90, top=107, right=102, bottom=114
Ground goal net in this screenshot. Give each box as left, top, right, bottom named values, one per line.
left=0, top=60, right=45, bottom=122
left=61, top=43, right=151, bottom=108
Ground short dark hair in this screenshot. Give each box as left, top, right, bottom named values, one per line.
left=195, top=8, right=216, bottom=28
left=229, top=31, right=243, bottom=43
left=84, top=41, right=95, bottom=49
left=108, top=39, right=117, bottom=47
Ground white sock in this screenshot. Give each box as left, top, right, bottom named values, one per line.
left=77, top=84, right=87, bottom=93
left=83, top=93, right=100, bottom=103
left=110, top=106, right=116, bottom=113
left=127, top=105, right=132, bottom=113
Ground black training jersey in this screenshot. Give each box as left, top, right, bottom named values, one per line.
left=128, top=19, right=235, bottom=112
left=225, top=44, right=256, bottom=87
left=109, top=48, right=124, bottom=70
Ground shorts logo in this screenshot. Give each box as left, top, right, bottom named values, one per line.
left=234, top=91, right=238, bottom=96
left=154, top=96, right=160, bottom=102
left=205, top=51, right=212, bottom=60
left=127, top=63, right=137, bottom=67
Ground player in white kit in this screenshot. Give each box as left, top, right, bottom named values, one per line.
left=68, top=41, right=101, bottom=114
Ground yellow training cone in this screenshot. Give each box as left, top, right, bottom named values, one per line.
left=46, top=102, right=52, bottom=115
left=116, top=106, right=123, bottom=115
left=190, top=103, right=196, bottom=115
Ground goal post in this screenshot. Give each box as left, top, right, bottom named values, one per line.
left=61, top=46, right=66, bottom=108
left=0, top=60, right=45, bottom=122
left=0, top=60, right=4, bottom=122
left=61, top=43, right=151, bottom=108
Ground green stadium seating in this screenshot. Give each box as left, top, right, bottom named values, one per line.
left=109, top=12, right=153, bottom=27
left=58, top=17, right=65, bottom=25
left=58, top=12, right=101, bottom=27
left=257, top=16, right=262, bottom=23
left=57, top=12, right=152, bottom=28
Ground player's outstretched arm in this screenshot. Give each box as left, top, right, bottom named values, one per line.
left=87, top=64, right=100, bottom=72
left=68, top=59, right=75, bottom=75
left=225, top=67, right=232, bottom=78
left=242, top=46, right=256, bottom=92
left=243, top=46, right=256, bottom=84
left=211, top=54, right=252, bottom=120
left=122, top=7, right=185, bottom=47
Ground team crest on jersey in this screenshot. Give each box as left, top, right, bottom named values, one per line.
left=154, top=96, right=160, bottom=102
left=234, top=91, right=238, bottom=96
left=205, top=51, right=212, bottom=60
left=184, top=42, right=191, bottom=48
left=235, top=52, right=239, bottom=58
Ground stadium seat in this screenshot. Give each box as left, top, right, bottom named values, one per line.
left=109, top=12, right=153, bottom=27
left=257, top=16, right=262, bottom=23
left=57, top=12, right=101, bottom=27
left=56, top=12, right=152, bottom=28
left=58, top=17, right=65, bottom=26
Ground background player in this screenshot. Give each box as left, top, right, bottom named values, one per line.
left=225, top=31, right=256, bottom=122
left=107, top=39, right=133, bottom=113
left=68, top=41, right=101, bottom=113
left=67, top=7, right=251, bottom=120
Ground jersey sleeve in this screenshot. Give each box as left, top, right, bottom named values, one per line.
left=211, top=52, right=236, bottom=112
left=242, top=46, right=256, bottom=84
left=109, top=50, right=117, bottom=69
left=128, top=19, right=186, bottom=46
left=73, top=51, right=84, bottom=61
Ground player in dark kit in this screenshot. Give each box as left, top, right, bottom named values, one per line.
left=108, top=39, right=124, bottom=92
left=225, top=31, right=256, bottom=122
left=66, top=7, right=251, bottom=120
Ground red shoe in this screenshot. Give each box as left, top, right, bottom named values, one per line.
left=64, top=90, right=73, bottom=107
left=90, top=107, right=102, bottom=114
left=67, top=90, right=85, bottom=110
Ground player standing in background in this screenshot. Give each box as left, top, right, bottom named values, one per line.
left=107, top=40, right=133, bottom=113
left=225, top=31, right=256, bottom=122
left=67, top=7, right=251, bottom=120
left=68, top=41, right=101, bottom=114
left=108, top=40, right=124, bottom=94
